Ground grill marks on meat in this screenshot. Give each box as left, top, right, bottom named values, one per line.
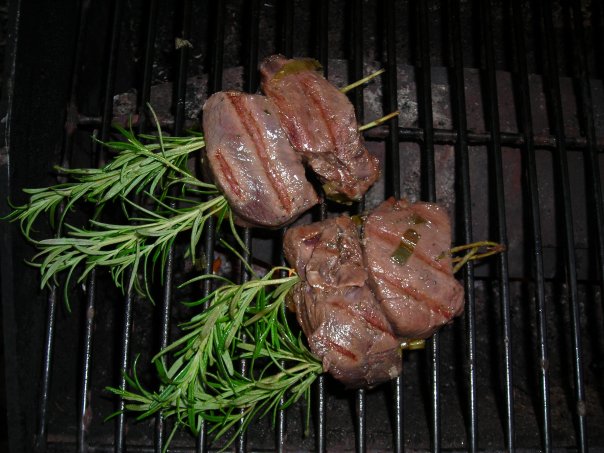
left=227, top=94, right=293, bottom=213
left=260, top=54, right=380, bottom=201
left=284, top=199, right=465, bottom=386
left=284, top=217, right=402, bottom=388
left=203, top=91, right=318, bottom=227
left=363, top=198, right=465, bottom=339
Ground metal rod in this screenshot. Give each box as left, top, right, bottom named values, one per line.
left=154, top=1, right=192, bottom=449
left=38, top=0, right=91, bottom=447
left=173, top=0, right=193, bottom=137
left=115, top=285, right=134, bottom=453
left=35, top=286, right=58, bottom=453
left=315, top=0, right=329, bottom=77
left=277, top=230, right=289, bottom=453
left=115, top=3, right=159, bottom=451
left=308, top=3, right=327, bottom=452
left=244, top=0, right=261, bottom=94
left=569, top=0, right=604, bottom=315
left=36, top=0, right=92, bottom=447
left=384, top=1, right=403, bottom=451
left=136, top=0, right=159, bottom=135
left=154, top=246, right=175, bottom=453
left=416, top=1, right=440, bottom=451
left=236, top=3, right=260, bottom=450
left=208, top=0, right=225, bottom=95
left=447, top=0, right=477, bottom=450
left=78, top=0, right=124, bottom=449
left=510, top=0, right=551, bottom=450
left=77, top=270, right=97, bottom=453
left=316, top=375, right=327, bottom=453
left=197, top=213, right=216, bottom=453
left=539, top=0, right=587, bottom=450
left=478, top=1, right=515, bottom=449
left=348, top=1, right=367, bottom=451
left=99, top=0, right=125, bottom=162
left=195, top=2, right=225, bottom=450
left=280, top=0, right=294, bottom=59
left=77, top=114, right=604, bottom=150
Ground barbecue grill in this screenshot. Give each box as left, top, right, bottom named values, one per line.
left=1, top=0, right=604, bottom=451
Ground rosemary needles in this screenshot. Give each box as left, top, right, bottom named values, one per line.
left=4, top=120, right=238, bottom=303
left=108, top=268, right=322, bottom=448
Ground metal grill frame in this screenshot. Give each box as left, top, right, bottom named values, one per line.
left=1, top=1, right=604, bottom=452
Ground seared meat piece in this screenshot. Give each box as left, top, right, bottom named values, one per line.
left=284, top=216, right=401, bottom=388
left=202, top=91, right=319, bottom=227
left=260, top=55, right=380, bottom=202
left=363, top=198, right=465, bottom=339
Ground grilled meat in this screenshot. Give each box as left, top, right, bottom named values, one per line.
left=284, top=216, right=402, bottom=388
left=260, top=54, right=380, bottom=202
left=202, top=91, right=319, bottom=227
left=362, top=198, right=465, bottom=339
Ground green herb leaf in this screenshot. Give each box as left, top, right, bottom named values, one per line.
left=391, top=228, right=421, bottom=266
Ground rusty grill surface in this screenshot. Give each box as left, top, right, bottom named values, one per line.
left=1, top=0, right=604, bottom=452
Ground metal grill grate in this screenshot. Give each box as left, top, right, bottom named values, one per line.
left=2, top=0, right=604, bottom=452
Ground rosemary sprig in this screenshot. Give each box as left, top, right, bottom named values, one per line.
left=110, top=239, right=505, bottom=449
left=3, top=116, right=243, bottom=304
left=108, top=268, right=321, bottom=449
left=31, top=194, right=231, bottom=303
left=6, top=123, right=209, bottom=237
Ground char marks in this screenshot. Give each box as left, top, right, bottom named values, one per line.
left=226, top=93, right=293, bottom=212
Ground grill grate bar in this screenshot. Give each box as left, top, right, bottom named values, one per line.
left=478, top=1, right=516, bottom=450
left=115, top=285, right=135, bottom=453
left=208, top=0, right=226, bottom=95
left=36, top=284, right=58, bottom=453
left=540, top=1, right=588, bottom=450
left=383, top=1, right=403, bottom=451
left=446, top=0, right=478, bottom=450
left=315, top=0, right=329, bottom=78
left=416, top=2, right=441, bottom=451
left=386, top=129, right=602, bottom=149
left=78, top=269, right=98, bottom=453
left=510, top=0, right=552, bottom=451
left=36, top=0, right=93, bottom=448
left=136, top=0, right=160, bottom=136
left=236, top=3, right=260, bottom=450
left=155, top=1, right=193, bottom=449
left=314, top=3, right=328, bottom=451
left=173, top=0, right=193, bottom=137
left=78, top=0, right=124, bottom=450
left=154, top=246, right=175, bottom=451
left=348, top=1, right=367, bottom=451
left=115, top=2, right=159, bottom=451
left=275, top=2, right=296, bottom=450
left=280, top=0, right=294, bottom=61
left=197, top=2, right=226, bottom=451
left=76, top=115, right=604, bottom=150
left=569, top=0, right=604, bottom=306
